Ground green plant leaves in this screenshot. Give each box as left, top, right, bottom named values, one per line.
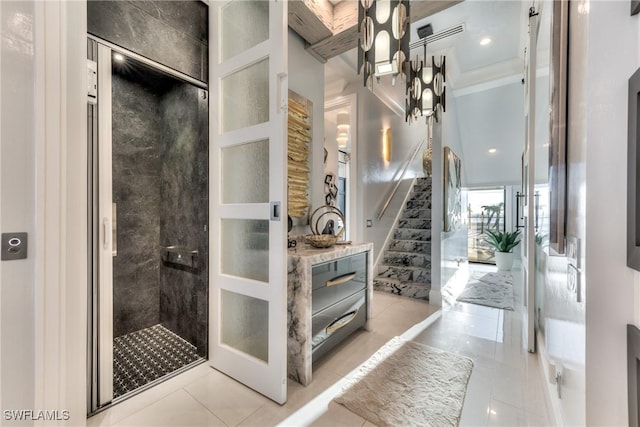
left=484, top=229, right=521, bottom=253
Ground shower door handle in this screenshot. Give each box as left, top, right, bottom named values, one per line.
left=102, top=217, right=110, bottom=250
left=277, top=72, right=288, bottom=114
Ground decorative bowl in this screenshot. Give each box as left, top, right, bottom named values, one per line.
left=304, top=234, right=338, bottom=248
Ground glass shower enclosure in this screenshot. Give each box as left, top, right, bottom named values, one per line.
left=87, top=38, right=209, bottom=413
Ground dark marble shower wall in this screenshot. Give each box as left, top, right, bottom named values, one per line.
left=111, top=70, right=209, bottom=353
left=112, top=75, right=163, bottom=337
left=159, top=84, right=209, bottom=356
left=88, top=0, right=208, bottom=83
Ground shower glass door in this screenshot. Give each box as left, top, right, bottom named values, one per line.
left=89, top=38, right=209, bottom=412
left=210, top=0, right=288, bottom=404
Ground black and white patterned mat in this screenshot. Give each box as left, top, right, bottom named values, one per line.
left=113, top=324, right=201, bottom=398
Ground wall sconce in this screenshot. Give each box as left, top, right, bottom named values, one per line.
left=382, top=128, right=391, bottom=162
left=406, top=54, right=446, bottom=123
left=358, top=0, right=411, bottom=89
left=336, top=111, right=350, bottom=148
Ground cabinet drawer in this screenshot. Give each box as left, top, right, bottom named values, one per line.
left=311, top=252, right=367, bottom=314
left=311, top=289, right=366, bottom=363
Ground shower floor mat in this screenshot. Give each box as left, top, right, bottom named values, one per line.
left=113, top=324, right=201, bottom=398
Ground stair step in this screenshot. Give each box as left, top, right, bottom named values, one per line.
left=383, top=252, right=431, bottom=268
left=377, top=265, right=431, bottom=283
left=408, top=190, right=431, bottom=202
left=398, top=218, right=431, bottom=229
left=394, top=228, right=432, bottom=241
left=406, top=199, right=432, bottom=210
left=389, top=240, right=431, bottom=254
left=412, top=183, right=432, bottom=194
left=402, top=208, right=431, bottom=219
left=373, top=278, right=431, bottom=301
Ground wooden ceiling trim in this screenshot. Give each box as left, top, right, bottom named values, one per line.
left=288, top=0, right=335, bottom=45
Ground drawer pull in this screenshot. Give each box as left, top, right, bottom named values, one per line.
left=326, top=309, right=359, bottom=335
left=326, top=272, right=357, bottom=287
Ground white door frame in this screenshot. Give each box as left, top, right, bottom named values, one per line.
left=523, top=6, right=539, bottom=353
left=33, top=0, right=89, bottom=423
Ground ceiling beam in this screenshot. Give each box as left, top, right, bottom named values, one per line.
left=290, top=0, right=464, bottom=62
left=288, top=0, right=334, bottom=45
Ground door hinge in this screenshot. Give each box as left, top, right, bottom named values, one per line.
left=88, top=59, right=98, bottom=104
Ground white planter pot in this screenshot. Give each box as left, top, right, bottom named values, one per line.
left=494, top=251, right=514, bottom=271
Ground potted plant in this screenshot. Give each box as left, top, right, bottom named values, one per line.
left=485, top=229, right=521, bottom=271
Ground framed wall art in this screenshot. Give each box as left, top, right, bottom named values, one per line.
left=443, top=146, right=462, bottom=232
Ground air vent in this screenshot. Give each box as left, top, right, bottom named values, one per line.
left=410, top=23, right=465, bottom=51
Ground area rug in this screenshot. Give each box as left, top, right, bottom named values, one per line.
left=470, top=271, right=513, bottom=287
left=456, top=275, right=515, bottom=311
left=334, top=336, right=473, bottom=427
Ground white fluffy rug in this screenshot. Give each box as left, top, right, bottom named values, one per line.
left=456, top=272, right=515, bottom=311
left=470, top=271, right=514, bottom=287
left=334, top=336, right=473, bottom=427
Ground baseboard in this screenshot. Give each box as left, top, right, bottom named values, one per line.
left=428, top=288, right=442, bottom=306
left=536, top=331, right=564, bottom=426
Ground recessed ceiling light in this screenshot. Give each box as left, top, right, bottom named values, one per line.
left=488, top=148, right=497, bottom=154
left=480, top=37, right=492, bottom=46
left=113, top=53, right=125, bottom=62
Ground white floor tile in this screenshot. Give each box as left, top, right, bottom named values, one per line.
left=309, top=402, right=366, bottom=427
left=184, top=370, right=271, bottom=426
left=487, top=399, right=527, bottom=427
left=113, top=389, right=225, bottom=427
left=90, top=263, right=553, bottom=427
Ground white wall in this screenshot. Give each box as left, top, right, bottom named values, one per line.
left=289, top=30, right=325, bottom=218
left=1, top=0, right=36, bottom=421
left=455, top=82, right=525, bottom=187
left=356, top=87, right=428, bottom=260
left=288, top=29, right=325, bottom=233
left=440, top=96, right=467, bottom=289
left=584, top=2, right=639, bottom=424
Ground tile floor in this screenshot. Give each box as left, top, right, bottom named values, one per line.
left=88, top=262, right=552, bottom=427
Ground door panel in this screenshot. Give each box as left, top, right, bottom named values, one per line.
left=522, top=8, right=539, bottom=353
left=97, top=43, right=114, bottom=406
left=210, top=0, right=288, bottom=404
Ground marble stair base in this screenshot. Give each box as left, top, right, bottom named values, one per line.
left=374, top=177, right=432, bottom=302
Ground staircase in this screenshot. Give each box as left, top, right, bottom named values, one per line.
left=373, top=177, right=432, bottom=301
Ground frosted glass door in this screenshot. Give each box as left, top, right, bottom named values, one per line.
left=210, top=0, right=288, bottom=404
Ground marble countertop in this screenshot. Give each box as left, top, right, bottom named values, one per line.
left=287, top=242, right=374, bottom=263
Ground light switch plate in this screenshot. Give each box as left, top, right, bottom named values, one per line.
left=2, top=232, right=28, bottom=260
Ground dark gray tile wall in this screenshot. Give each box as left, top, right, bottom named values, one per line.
left=112, top=75, right=162, bottom=337
left=88, top=0, right=208, bottom=83
left=112, top=67, right=209, bottom=352
left=159, top=84, right=209, bottom=356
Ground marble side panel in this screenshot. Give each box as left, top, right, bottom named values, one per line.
left=159, top=83, right=209, bottom=356
left=287, top=243, right=373, bottom=386
left=112, top=75, right=162, bottom=337
left=88, top=1, right=208, bottom=82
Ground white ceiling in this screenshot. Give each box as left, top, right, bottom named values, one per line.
left=324, top=0, right=552, bottom=187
